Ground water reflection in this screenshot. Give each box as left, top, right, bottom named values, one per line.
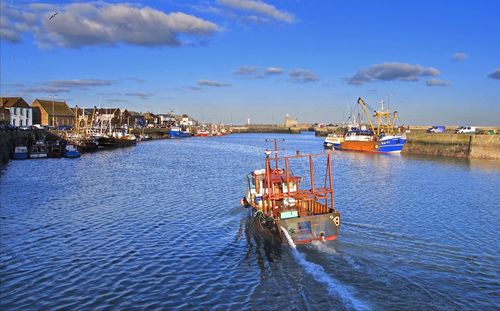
left=403, top=153, right=500, bottom=171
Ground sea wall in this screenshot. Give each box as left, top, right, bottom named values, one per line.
left=230, top=125, right=301, bottom=134
left=403, top=132, right=500, bottom=160
left=0, top=131, right=33, bottom=167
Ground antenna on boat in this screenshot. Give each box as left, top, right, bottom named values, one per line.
left=265, top=138, right=285, bottom=169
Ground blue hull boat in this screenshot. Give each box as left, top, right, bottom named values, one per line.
left=13, top=146, right=29, bottom=160
left=169, top=127, right=191, bottom=139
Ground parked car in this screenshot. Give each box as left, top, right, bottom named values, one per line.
left=455, top=126, right=476, bottom=134
left=57, top=125, right=73, bottom=131
left=427, top=125, right=446, bottom=133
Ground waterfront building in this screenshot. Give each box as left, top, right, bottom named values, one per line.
left=0, top=97, right=32, bottom=127
left=157, top=112, right=176, bottom=127
left=0, top=105, right=10, bottom=125
left=31, top=99, right=75, bottom=127
left=128, top=111, right=146, bottom=127
left=142, top=112, right=160, bottom=127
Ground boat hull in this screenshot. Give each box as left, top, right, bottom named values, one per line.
left=250, top=208, right=340, bottom=245
left=169, top=130, right=191, bottom=138
left=97, top=137, right=136, bottom=148
left=30, top=153, right=48, bottom=159
left=277, top=214, right=340, bottom=244
left=13, top=153, right=29, bottom=160
left=65, top=151, right=81, bottom=158
left=338, top=137, right=406, bottom=153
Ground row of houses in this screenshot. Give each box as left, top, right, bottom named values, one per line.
left=0, top=97, right=195, bottom=128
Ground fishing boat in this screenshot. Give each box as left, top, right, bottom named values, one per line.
left=64, top=144, right=81, bottom=158
left=76, top=138, right=99, bottom=152
left=323, top=133, right=343, bottom=149
left=241, top=140, right=341, bottom=245
left=13, top=146, right=29, bottom=160
left=30, top=141, right=48, bottom=158
left=197, top=130, right=209, bottom=137
left=169, top=124, right=191, bottom=138
left=47, top=140, right=64, bottom=158
left=334, top=98, right=406, bottom=153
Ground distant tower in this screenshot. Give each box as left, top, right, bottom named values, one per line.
left=285, top=113, right=298, bottom=127
left=247, top=118, right=250, bottom=125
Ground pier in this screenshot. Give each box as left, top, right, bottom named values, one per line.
left=229, top=124, right=302, bottom=134
left=403, top=132, right=500, bottom=160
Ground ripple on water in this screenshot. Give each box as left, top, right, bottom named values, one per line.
left=1, top=133, right=499, bottom=310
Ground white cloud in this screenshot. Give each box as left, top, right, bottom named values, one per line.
left=21, top=86, right=71, bottom=94
left=488, top=68, right=500, bottom=80
left=290, top=69, right=318, bottom=83
left=426, top=79, right=450, bottom=87
left=1, top=2, right=220, bottom=48
left=125, top=92, right=152, bottom=99
left=50, top=79, right=115, bottom=88
left=197, top=80, right=230, bottom=87
left=451, top=52, right=467, bottom=61
left=265, top=67, right=283, bottom=75
left=348, top=62, right=440, bottom=85
left=217, top=0, right=294, bottom=23
left=0, top=3, right=37, bottom=42
left=233, top=66, right=259, bottom=76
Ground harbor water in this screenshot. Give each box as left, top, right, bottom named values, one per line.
left=1, top=133, right=499, bottom=310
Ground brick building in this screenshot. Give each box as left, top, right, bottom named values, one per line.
left=31, top=99, right=75, bottom=127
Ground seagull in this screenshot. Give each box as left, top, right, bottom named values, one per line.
left=49, top=12, right=58, bottom=20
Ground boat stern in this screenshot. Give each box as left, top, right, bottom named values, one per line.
left=277, top=213, right=340, bottom=244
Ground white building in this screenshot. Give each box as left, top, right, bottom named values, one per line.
left=0, top=97, right=32, bottom=127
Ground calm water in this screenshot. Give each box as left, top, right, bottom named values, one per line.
left=1, top=133, right=499, bottom=310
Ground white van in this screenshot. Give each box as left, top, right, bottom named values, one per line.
left=455, top=126, right=476, bottom=134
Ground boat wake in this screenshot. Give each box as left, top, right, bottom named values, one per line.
left=280, top=227, right=369, bottom=310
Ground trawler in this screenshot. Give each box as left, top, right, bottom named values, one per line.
left=333, top=97, right=406, bottom=153
left=242, top=140, right=341, bottom=245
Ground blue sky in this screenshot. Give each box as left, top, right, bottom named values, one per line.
left=1, top=0, right=499, bottom=125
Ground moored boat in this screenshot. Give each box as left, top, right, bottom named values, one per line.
left=335, top=98, right=406, bottom=153
left=30, top=141, right=48, bottom=158
left=13, top=146, right=29, bottom=160
left=76, top=138, right=98, bottom=152
left=64, top=144, right=81, bottom=158
left=323, top=133, right=343, bottom=149
left=47, top=141, right=64, bottom=158
left=242, top=140, right=341, bottom=245
left=169, top=125, right=191, bottom=138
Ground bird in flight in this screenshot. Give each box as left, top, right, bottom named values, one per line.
left=49, top=12, right=59, bottom=20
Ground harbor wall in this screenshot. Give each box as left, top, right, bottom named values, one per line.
left=403, top=133, right=500, bottom=160
left=0, top=131, right=33, bottom=167
left=230, top=125, right=301, bottom=134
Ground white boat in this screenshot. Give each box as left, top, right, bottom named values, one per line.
left=323, top=133, right=344, bottom=149
left=13, top=146, right=29, bottom=160
left=30, top=141, right=48, bottom=158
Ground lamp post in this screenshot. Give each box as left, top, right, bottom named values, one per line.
left=51, top=94, right=57, bottom=128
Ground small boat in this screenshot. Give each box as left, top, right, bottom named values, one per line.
left=30, top=141, right=48, bottom=158
left=323, top=133, right=343, bottom=149
left=170, top=125, right=191, bottom=138
left=13, top=146, right=29, bottom=160
left=97, top=130, right=136, bottom=148
left=334, top=98, right=406, bottom=153
left=241, top=140, right=341, bottom=245
left=76, top=138, right=98, bottom=152
left=47, top=141, right=63, bottom=158
left=64, top=144, right=81, bottom=158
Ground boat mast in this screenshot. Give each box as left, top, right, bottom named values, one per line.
left=357, top=97, right=376, bottom=134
